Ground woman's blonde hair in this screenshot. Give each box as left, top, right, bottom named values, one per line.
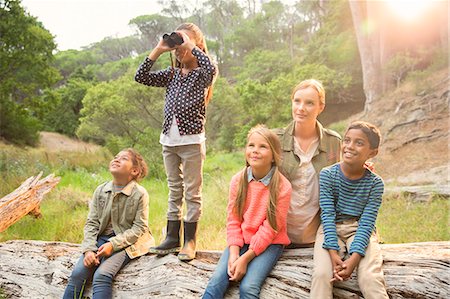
left=291, top=79, right=325, bottom=105
left=234, top=125, right=282, bottom=231
left=174, top=23, right=217, bottom=105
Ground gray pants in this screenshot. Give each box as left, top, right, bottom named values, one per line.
left=162, top=143, right=205, bottom=222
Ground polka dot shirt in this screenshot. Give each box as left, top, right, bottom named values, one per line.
left=134, top=48, right=217, bottom=135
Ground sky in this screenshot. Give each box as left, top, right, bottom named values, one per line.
left=22, top=0, right=162, bottom=51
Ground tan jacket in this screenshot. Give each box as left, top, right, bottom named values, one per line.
left=275, top=120, right=341, bottom=182
left=81, top=180, right=154, bottom=259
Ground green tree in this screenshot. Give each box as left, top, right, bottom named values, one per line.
left=41, top=77, right=93, bottom=136
left=0, top=0, right=60, bottom=145
left=77, top=72, right=166, bottom=177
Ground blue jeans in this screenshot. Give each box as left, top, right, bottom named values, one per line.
left=203, top=244, right=284, bottom=299
left=62, top=235, right=131, bottom=299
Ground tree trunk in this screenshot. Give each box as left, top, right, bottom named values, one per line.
left=348, top=0, right=383, bottom=113
left=0, top=240, right=448, bottom=298
left=0, top=173, right=60, bottom=232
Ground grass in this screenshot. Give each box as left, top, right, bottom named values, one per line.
left=377, top=193, right=450, bottom=244
left=1, top=146, right=448, bottom=249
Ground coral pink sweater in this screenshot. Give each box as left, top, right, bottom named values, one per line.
left=226, top=170, right=292, bottom=256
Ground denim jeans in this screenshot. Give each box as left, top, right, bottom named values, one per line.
left=202, top=244, right=284, bottom=299
left=62, top=235, right=131, bottom=299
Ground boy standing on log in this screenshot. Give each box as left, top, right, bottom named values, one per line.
left=63, top=148, right=154, bottom=299
left=311, top=121, right=389, bottom=299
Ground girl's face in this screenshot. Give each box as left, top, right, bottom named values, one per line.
left=109, top=151, right=138, bottom=181
left=175, top=29, right=197, bottom=65
left=342, top=129, right=378, bottom=167
left=291, top=86, right=324, bottom=126
left=246, top=133, right=274, bottom=173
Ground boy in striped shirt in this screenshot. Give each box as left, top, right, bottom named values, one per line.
left=310, top=121, right=389, bottom=299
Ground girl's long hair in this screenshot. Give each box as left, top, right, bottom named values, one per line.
left=234, top=125, right=283, bottom=231
left=173, top=23, right=217, bottom=105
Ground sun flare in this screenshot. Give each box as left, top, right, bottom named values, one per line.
left=385, top=0, right=432, bottom=21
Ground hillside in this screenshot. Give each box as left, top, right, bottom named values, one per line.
left=340, top=68, right=449, bottom=187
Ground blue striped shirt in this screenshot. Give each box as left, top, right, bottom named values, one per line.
left=319, top=163, right=384, bottom=256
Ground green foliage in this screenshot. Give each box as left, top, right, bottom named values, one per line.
left=206, top=77, right=243, bottom=151
left=232, top=49, right=295, bottom=84
left=385, top=51, right=419, bottom=88
left=41, top=78, right=93, bottom=136
left=0, top=98, right=41, bottom=146
left=0, top=0, right=60, bottom=145
left=236, top=63, right=352, bottom=134
left=77, top=71, right=166, bottom=177
left=328, top=120, right=348, bottom=138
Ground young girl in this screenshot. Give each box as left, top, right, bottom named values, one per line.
left=135, top=23, right=217, bottom=261
left=63, top=148, right=154, bottom=299
left=202, top=125, right=292, bottom=298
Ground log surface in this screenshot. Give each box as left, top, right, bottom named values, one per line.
left=0, top=240, right=448, bottom=298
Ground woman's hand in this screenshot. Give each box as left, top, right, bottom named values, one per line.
left=96, top=242, right=114, bottom=259
left=83, top=251, right=99, bottom=268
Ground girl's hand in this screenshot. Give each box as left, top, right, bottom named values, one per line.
left=176, top=31, right=196, bottom=51
left=227, top=246, right=240, bottom=277
left=229, top=249, right=255, bottom=282
left=148, top=36, right=175, bottom=60
left=96, top=242, right=114, bottom=259
left=229, top=257, right=249, bottom=282
left=154, top=37, right=175, bottom=53
left=83, top=251, right=99, bottom=268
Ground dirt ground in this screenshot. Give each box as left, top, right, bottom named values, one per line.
left=39, top=132, right=101, bottom=152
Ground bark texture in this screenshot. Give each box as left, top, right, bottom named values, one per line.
left=0, top=173, right=60, bottom=232
left=0, top=240, right=448, bottom=298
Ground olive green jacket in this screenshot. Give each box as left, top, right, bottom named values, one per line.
left=275, top=120, right=342, bottom=181
left=81, top=180, right=154, bottom=259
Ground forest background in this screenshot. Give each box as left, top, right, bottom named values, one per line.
left=0, top=0, right=448, bottom=251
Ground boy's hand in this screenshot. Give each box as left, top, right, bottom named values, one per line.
left=335, top=253, right=362, bottom=281
left=96, top=242, right=114, bottom=259
left=328, top=250, right=345, bottom=281
left=83, top=251, right=99, bottom=268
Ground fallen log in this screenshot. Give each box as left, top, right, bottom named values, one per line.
left=0, top=173, right=60, bottom=232
left=0, top=240, right=448, bottom=298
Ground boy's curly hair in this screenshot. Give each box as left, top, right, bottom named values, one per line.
left=124, top=148, right=148, bottom=182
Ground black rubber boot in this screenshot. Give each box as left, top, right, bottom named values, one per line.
left=149, top=220, right=181, bottom=255
left=178, top=221, right=198, bottom=261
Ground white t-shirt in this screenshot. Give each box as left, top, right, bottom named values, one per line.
left=160, top=115, right=206, bottom=146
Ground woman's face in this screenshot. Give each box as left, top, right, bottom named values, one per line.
left=291, top=86, right=324, bottom=126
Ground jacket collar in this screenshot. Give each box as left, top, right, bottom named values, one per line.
left=103, top=180, right=136, bottom=196
left=283, top=120, right=328, bottom=153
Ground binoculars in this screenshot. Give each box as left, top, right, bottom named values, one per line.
left=162, top=32, right=184, bottom=48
